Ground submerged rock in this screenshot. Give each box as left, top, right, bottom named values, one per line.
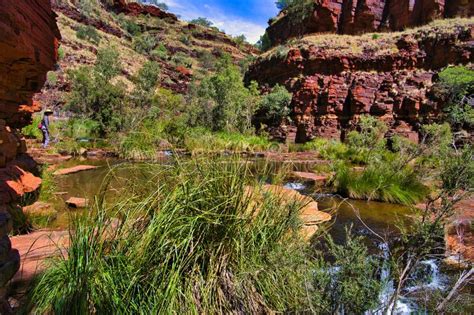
left=66, top=197, right=89, bottom=209
left=53, top=165, right=98, bottom=176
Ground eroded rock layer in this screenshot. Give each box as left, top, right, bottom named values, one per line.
left=268, top=0, right=474, bottom=46
left=0, top=1, right=59, bottom=309
left=247, top=19, right=473, bottom=142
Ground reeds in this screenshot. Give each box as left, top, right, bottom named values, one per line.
left=30, top=158, right=315, bottom=314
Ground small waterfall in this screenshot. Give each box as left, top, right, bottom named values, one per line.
left=283, top=182, right=306, bottom=190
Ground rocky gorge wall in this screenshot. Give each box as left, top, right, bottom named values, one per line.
left=247, top=17, right=473, bottom=142
left=0, top=0, right=59, bottom=311
left=268, top=0, right=474, bottom=46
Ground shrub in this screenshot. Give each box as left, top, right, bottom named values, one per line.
left=22, top=115, right=42, bottom=139
left=189, top=17, right=213, bottom=27
left=76, top=25, right=101, bottom=45
left=58, top=46, right=65, bottom=60
left=46, top=71, right=58, bottom=86
left=67, top=47, right=125, bottom=136
left=258, top=84, right=292, bottom=126
left=171, top=52, right=193, bottom=68
left=131, top=61, right=161, bottom=107
left=436, top=66, right=474, bottom=130
left=311, top=228, right=382, bottom=313
left=132, top=33, right=157, bottom=55
left=122, top=19, right=141, bottom=36
left=256, top=32, right=272, bottom=51
left=179, top=34, right=191, bottom=45
left=151, top=43, right=168, bottom=60
left=197, top=50, right=216, bottom=70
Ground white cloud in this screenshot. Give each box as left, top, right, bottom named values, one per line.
left=160, top=0, right=267, bottom=43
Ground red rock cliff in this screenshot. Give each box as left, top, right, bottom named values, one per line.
left=268, top=0, right=474, bottom=46
left=247, top=19, right=473, bottom=142
left=0, top=1, right=59, bottom=311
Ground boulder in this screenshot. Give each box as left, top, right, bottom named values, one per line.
left=66, top=197, right=89, bottom=209
left=53, top=165, right=98, bottom=176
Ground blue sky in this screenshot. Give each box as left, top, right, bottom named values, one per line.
left=161, top=0, right=279, bottom=43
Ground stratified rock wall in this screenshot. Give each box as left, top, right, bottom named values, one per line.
left=0, top=1, right=59, bottom=310
left=247, top=19, right=473, bottom=142
left=268, top=0, right=474, bottom=46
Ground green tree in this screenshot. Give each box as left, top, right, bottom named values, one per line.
left=132, top=61, right=161, bottom=108
left=67, top=47, right=125, bottom=136
left=436, top=66, right=474, bottom=130
left=259, top=84, right=292, bottom=125
left=76, top=25, right=101, bottom=45
left=132, top=33, right=157, bottom=55
left=256, top=32, right=272, bottom=51
left=189, top=17, right=213, bottom=27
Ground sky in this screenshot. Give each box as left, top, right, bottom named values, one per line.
left=159, top=0, right=279, bottom=43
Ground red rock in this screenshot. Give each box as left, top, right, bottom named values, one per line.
left=110, top=0, right=178, bottom=21
left=66, top=197, right=89, bottom=209
left=247, top=21, right=473, bottom=142
left=292, top=171, right=329, bottom=184
left=53, top=165, right=98, bottom=176
left=267, top=0, right=473, bottom=46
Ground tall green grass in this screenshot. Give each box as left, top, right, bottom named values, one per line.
left=330, top=161, right=428, bottom=205
left=30, top=158, right=314, bottom=313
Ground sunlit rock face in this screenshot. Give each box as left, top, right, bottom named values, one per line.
left=0, top=0, right=60, bottom=307
left=247, top=1, right=473, bottom=143
left=267, top=0, right=474, bottom=46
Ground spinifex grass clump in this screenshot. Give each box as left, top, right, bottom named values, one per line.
left=330, top=160, right=428, bottom=205
left=30, top=158, right=314, bottom=314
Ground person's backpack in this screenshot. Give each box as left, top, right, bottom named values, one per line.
left=38, top=123, right=43, bottom=129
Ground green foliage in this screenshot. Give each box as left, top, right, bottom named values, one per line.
left=76, top=25, right=101, bottom=45
left=131, top=61, right=161, bottom=107
left=151, top=43, right=168, bottom=60
left=77, top=0, right=97, bottom=17
left=22, top=115, right=42, bottom=139
left=233, top=34, right=247, bottom=47
left=179, top=34, right=191, bottom=45
left=132, top=33, right=157, bottom=55
left=275, top=0, right=292, bottom=10
left=67, top=47, right=125, bottom=136
left=198, top=50, right=216, bottom=70
left=30, top=159, right=312, bottom=313
left=60, top=118, right=101, bottom=140
left=372, top=33, right=380, bottom=40
left=256, top=32, right=272, bottom=51
left=285, top=0, right=315, bottom=30
left=191, top=58, right=260, bottom=132
left=46, top=71, right=58, bottom=86
left=183, top=128, right=277, bottom=153
left=171, top=52, right=193, bottom=68
left=346, top=115, right=388, bottom=151
left=118, top=119, right=166, bottom=159
left=436, top=66, right=474, bottom=130
left=259, top=84, right=292, bottom=125
left=189, top=17, right=213, bottom=27
left=311, top=228, right=383, bottom=313
left=330, top=158, right=428, bottom=205
left=57, top=46, right=65, bottom=60
left=122, top=19, right=141, bottom=36
left=441, top=145, right=474, bottom=192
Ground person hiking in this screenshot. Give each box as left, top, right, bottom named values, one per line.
left=40, top=109, right=53, bottom=148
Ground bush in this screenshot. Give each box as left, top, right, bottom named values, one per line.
left=436, top=66, right=474, bottom=130
left=122, top=19, right=141, bottom=36
left=132, top=33, right=157, bottom=55
left=189, top=17, right=213, bottom=27
left=46, top=71, right=58, bottom=87
left=179, top=34, right=191, bottom=45
left=67, top=47, right=125, bottom=136
left=76, top=25, right=101, bottom=45
left=150, top=43, right=168, bottom=60
left=131, top=61, right=161, bottom=107
left=198, top=50, right=216, bottom=70
left=58, top=46, right=65, bottom=60
left=171, top=52, right=193, bottom=68
left=258, top=84, right=292, bottom=126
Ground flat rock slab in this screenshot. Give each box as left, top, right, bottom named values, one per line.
left=66, top=197, right=89, bottom=208
left=53, top=165, right=98, bottom=176
left=292, top=171, right=330, bottom=184
left=10, top=230, right=68, bottom=283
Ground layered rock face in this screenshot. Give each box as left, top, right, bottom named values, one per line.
left=247, top=18, right=473, bottom=142
left=268, top=0, right=474, bottom=46
left=0, top=0, right=59, bottom=310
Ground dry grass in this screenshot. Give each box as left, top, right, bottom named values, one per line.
left=262, top=17, right=474, bottom=60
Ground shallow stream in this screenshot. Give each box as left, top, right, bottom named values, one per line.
left=47, top=157, right=468, bottom=313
